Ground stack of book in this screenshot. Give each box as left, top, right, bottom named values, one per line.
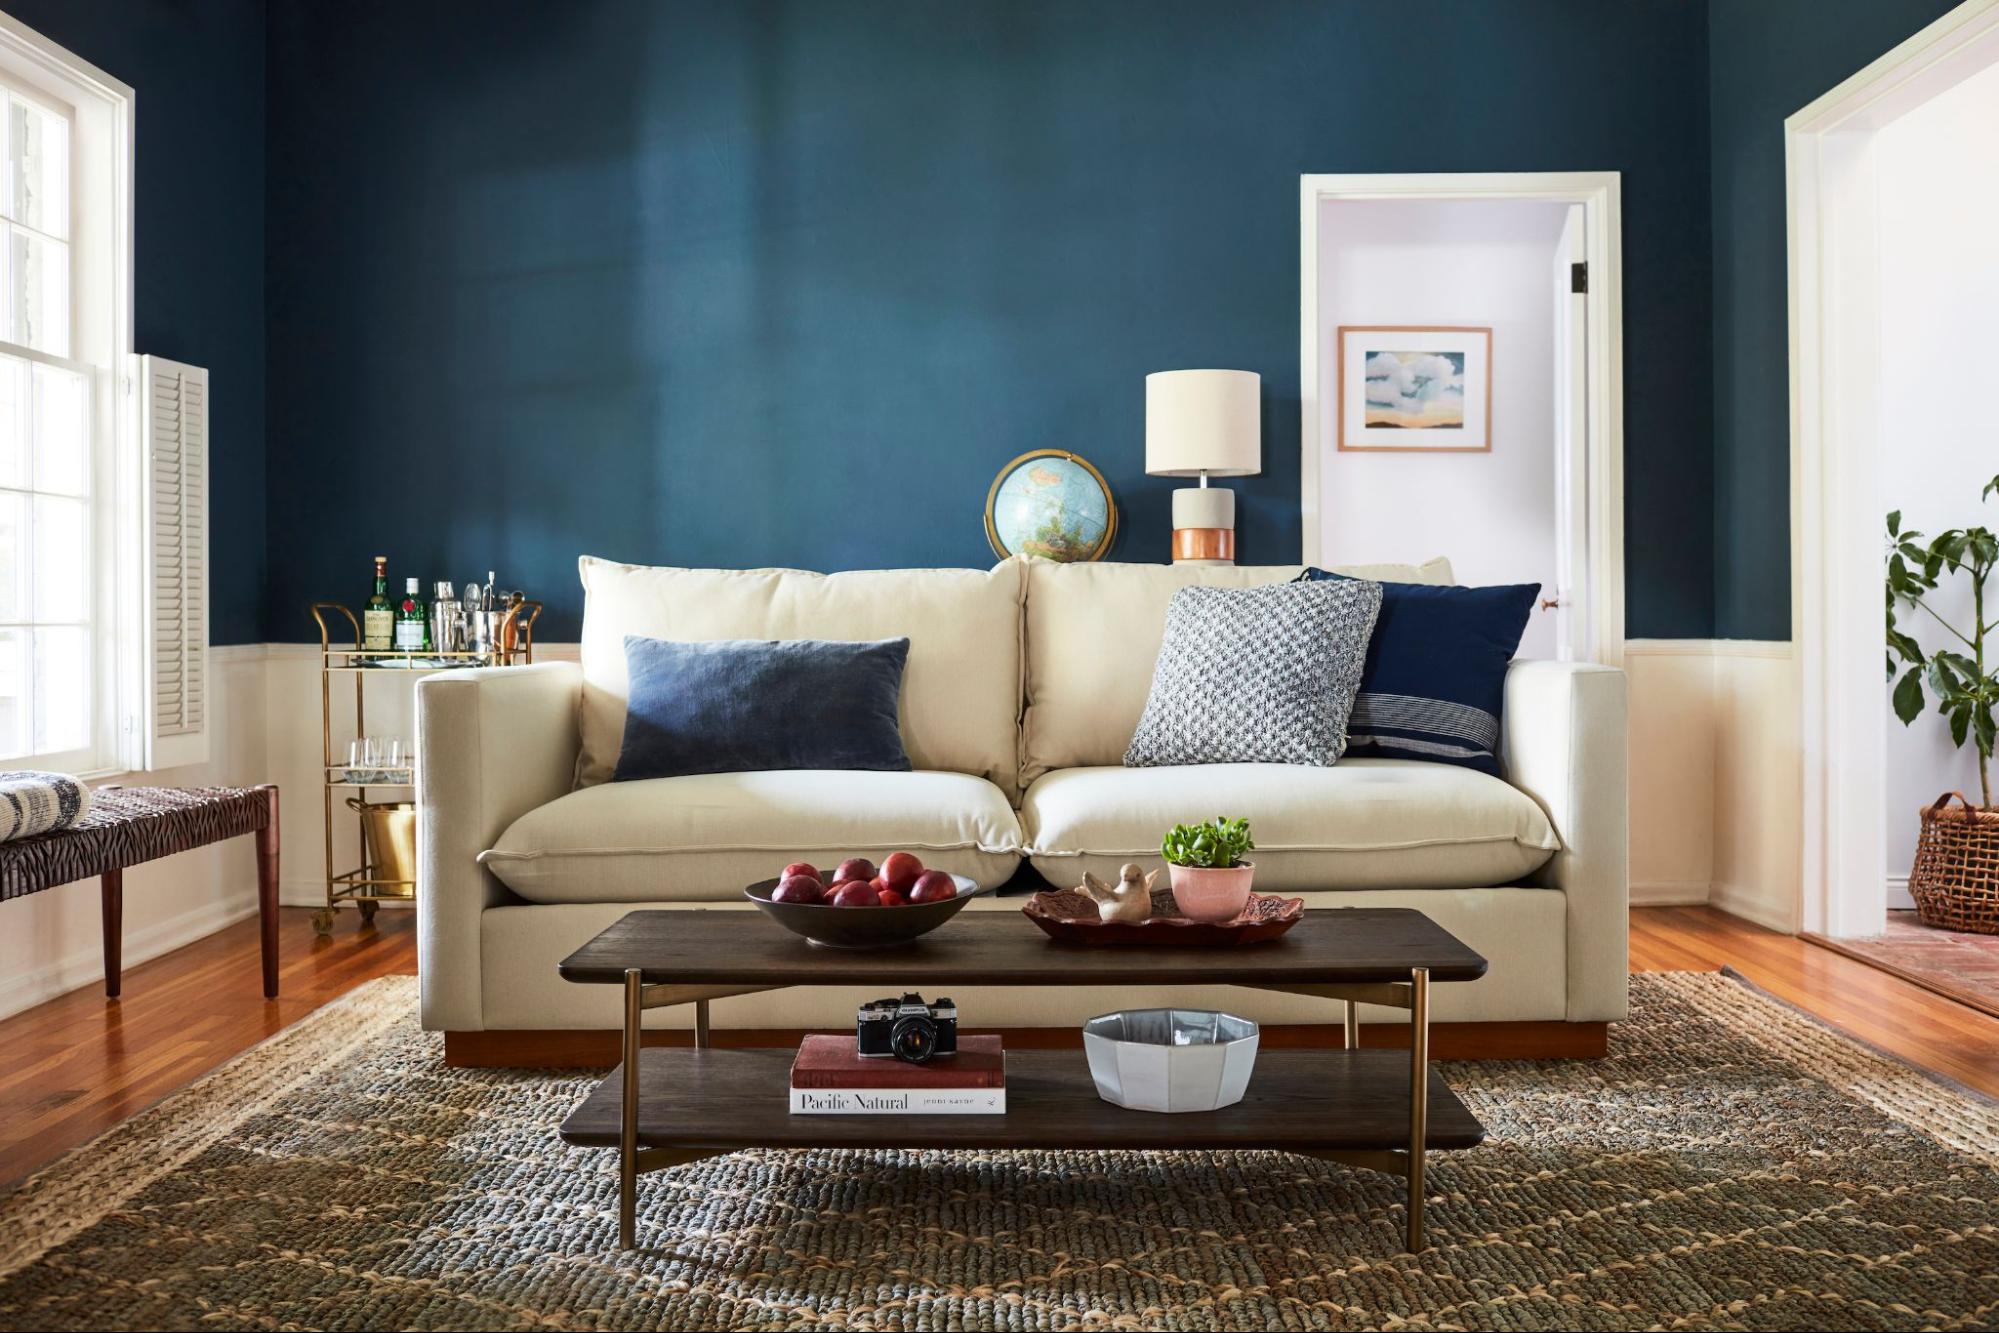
left=789, top=1034, right=1005, bottom=1113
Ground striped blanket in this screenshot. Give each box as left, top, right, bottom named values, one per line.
left=0, top=771, right=91, bottom=842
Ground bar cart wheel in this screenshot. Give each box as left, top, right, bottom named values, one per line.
left=358, top=899, right=379, bottom=925
left=311, top=907, right=337, bottom=936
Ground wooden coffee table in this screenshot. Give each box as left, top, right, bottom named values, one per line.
left=558, top=907, right=1488, bottom=1251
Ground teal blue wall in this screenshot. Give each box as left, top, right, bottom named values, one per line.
left=1, top=0, right=266, bottom=644
left=264, top=0, right=1718, bottom=641
left=10, top=2, right=1967, bottom=644
left=1707, top=0, right=1957, bottom=640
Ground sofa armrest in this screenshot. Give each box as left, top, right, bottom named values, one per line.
left=416, top=661, right=581, bottom=1030
left=1502, top=659, right=1628, bottom=1022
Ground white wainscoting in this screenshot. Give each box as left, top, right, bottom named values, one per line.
left=0, top=645, right=272, bottom=1020
left=1624, top=640, right=1801, bottom=931
left=0, top=635, right=1796, bottom=1021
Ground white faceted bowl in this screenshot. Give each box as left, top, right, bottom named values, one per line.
left=1082, top=1009, right=1260, bottom=1113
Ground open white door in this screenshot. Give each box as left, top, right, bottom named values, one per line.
left=1550, top=203, right=1591, bottom=660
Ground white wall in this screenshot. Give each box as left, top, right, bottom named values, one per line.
left=1314, top=198, right=1571, bottom=659
left=1876, top=58, right=1999, bottom=901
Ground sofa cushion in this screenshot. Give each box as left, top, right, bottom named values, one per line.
left=482, top=769, right=1024, bottom=904
left=576, top=557, right=1025, bottom=795
left=1021, top=758, right=1557, bottom=892
left=1021, top=558, right=1452, bottom=785
left=1124, top=580, right=1381, bottom=767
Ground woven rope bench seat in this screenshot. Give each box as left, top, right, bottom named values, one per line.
left=0, top=786, right=273, bottom=903
left=2, top=784, right=283, bottom=999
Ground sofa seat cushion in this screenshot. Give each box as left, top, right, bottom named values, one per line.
left=1021, top=758, right=1558, bottom=893
left=482, top=770, right=1024, bottom=904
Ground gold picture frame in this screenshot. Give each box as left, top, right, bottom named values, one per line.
left=1337, top=325, right=1494, bottom=452
left=983, top=449, right=1119, bottom=562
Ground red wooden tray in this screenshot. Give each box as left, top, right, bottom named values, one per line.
left=1021, top=885, right=1305, bottom=946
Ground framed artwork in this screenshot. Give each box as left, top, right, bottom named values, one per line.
left=1336, top=325, right=1492, bottom=452
left=983, top=450, right=1118, bottom=562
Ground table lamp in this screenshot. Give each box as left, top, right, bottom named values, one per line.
left=1145, top=369, right=1261, bottom=563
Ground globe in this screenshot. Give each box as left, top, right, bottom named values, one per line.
left=986, top=452, right=1116, bottom=562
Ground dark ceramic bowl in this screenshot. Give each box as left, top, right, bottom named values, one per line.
left=744, top=873, right=983, bottom=948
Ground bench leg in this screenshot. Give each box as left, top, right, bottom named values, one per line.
left=257, top=785, right=281, bottom=999
left=101, top=869, right=123, bottom=998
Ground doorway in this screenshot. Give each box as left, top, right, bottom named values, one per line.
left=1299, top=173, right=1623, bottom=665
left=1788, top=0, right=1999, bottom=942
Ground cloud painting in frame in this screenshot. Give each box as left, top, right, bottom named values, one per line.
left=1336, top=325, right=1491, bottom=452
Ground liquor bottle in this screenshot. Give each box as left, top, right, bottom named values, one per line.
left=362, top=556, right=394, bottom=651
left=394, top=577, right=429, bottom=652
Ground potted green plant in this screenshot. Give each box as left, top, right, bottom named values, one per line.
left=1885, top=483, right=1999, bottom=933
left=1161, top=816, right=1256, bottom=922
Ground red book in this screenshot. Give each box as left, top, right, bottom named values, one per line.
left=790, top=1034, right=1005, bottom=1089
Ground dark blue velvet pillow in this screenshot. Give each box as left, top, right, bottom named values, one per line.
left=612, top=636, right=912, bottom=782
left=1297, top=571, right=1539, bottom=775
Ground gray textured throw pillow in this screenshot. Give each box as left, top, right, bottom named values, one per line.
left=1123, top=579, right=1383, bottom=768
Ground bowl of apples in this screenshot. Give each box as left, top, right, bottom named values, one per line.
left=744, top=852, right=982, bottom=949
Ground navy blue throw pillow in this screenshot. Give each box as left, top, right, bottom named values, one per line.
left=612, top=636, right=912, bottom=782
left=1297, top=571, right=1538, bottom=775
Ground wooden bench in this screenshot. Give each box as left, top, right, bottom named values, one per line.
left=0, top=785, right=282, bottom=999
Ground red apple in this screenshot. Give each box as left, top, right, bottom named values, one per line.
left=876, top=885, right=907, bottom=907
left=909, top=870, right=958, bottom=904
left=880, top=851, right=924, bottom=894
left=781, top=861, right=819, bottom=883
left=830, top=880, right=880, bottom=908
left=771, top=874, right=824, bottom=904
left=831, top=857, right=877, bottom=885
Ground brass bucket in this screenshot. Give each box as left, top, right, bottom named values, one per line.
left=347, top=797, right=417, bottom=891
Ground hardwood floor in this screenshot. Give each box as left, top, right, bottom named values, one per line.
left=0, top=907, right=417, bottom=1193
left=1, top=904, right=1995, bottom=1196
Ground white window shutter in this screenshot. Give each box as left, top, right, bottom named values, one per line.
left=137, top=355, right=209, bottom=770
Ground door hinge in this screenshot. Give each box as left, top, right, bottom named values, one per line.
left=1570, top=261, right=1588, bottom=294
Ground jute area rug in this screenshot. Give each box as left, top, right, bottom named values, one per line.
left=0, top=972, right=1993, bottom=1332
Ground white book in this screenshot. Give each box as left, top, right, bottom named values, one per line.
left=789, top=1087, right=1005, bottom=1115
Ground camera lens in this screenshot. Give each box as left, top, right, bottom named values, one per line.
left=889, top=1014, right=938, bottom=1064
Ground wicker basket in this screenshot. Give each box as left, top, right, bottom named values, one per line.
left=1907, top=791, right=1999, bottom=934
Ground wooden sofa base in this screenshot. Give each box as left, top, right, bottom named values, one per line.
left=444, top=1020, right=1607, bottom=1068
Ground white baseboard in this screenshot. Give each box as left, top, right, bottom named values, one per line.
left=0, top=896, right=261, bottom=1021
left=1710, top=878, right=1798, bottom=934
left=1630, top=880, right=1713, bottom=906
left=1886, top=875, right=1915, bottom=911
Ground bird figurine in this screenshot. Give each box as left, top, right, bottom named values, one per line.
left=1079, top=863, right=1159, bottom=925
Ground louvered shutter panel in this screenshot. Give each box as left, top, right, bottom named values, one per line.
left=138, top=355, right=209, bottom=769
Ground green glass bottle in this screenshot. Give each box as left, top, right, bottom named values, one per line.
left=362, top=556, right=393, bottom=651
left=394, top=576, right=429, bottom=652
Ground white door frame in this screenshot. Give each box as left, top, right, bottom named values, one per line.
left=1299, top=172, right=1625, bottom=666
left=1787, top=0, right=1999, bottom=937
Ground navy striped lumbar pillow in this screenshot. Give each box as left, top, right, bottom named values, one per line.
left=1297, top=571, right=1538, bottom=776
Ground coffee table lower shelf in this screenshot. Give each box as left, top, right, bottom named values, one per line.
left=562, top=1047, right=1484, bottom=1247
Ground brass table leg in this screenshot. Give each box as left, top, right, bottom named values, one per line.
left=1344, top=997, right=1360, bottom=1050
left=1407, top=966, right=1429, bottom=1252
left=695, top=998, right=711, bottom=1049
left=619, top=968, right=642, bottom=1250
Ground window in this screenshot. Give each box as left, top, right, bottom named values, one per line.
left=0, top=14, right=132, bottom=774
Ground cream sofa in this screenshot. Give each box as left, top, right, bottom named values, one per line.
left=416, top=555, right=1626, bottom=1057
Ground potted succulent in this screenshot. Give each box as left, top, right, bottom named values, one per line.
left=1161, top=816, right=1256, bottom=922
left=1886, top=484, right=1999, bottom=933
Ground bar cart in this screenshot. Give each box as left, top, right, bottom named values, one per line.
left=307, top=600, right=542, bottom=934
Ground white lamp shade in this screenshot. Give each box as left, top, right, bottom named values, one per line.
left=1146, top=370, right=1261, bottom=478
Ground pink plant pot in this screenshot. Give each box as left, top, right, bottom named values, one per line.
left=1168, top=862, right=1256, bottom=923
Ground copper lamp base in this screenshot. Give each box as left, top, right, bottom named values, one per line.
left=1171, top=527, right=1235, bottom=563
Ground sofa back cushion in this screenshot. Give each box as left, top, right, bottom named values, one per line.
left=1019, top=558, right=1452, bottom=785
left=577, top=557, right=1026, bottom=794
